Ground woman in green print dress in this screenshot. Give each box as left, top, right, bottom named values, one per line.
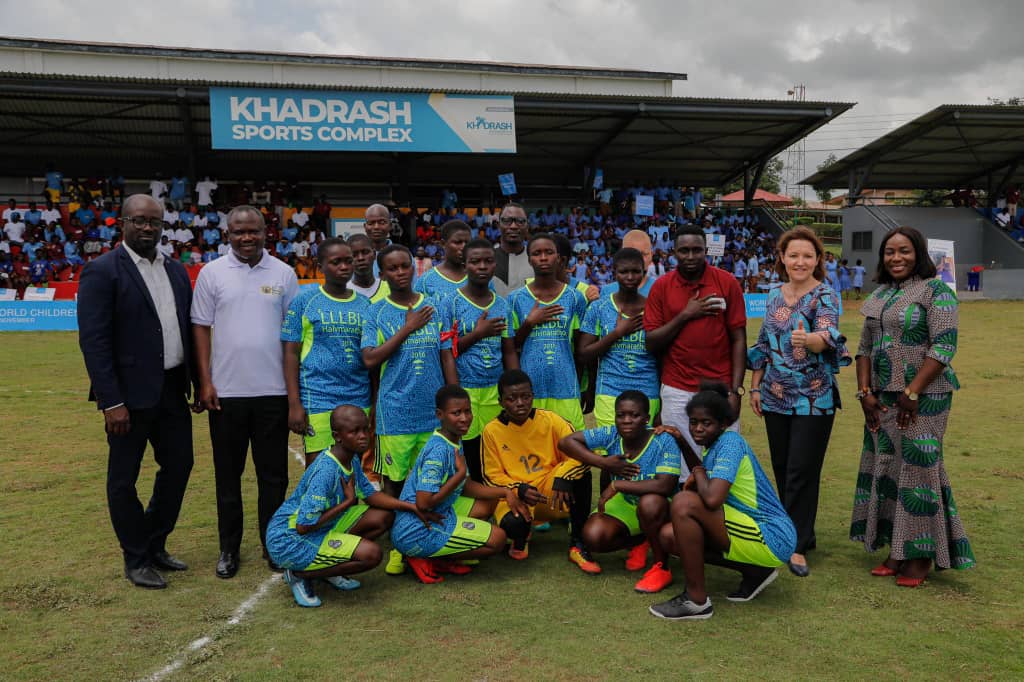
left=851, top=226, right=974, bottom=587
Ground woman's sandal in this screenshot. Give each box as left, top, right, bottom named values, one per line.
left=895, top=574, right=926, bottom=588
left=870, top=563, right=898, bottom=577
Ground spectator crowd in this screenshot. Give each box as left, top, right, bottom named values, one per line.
left=1, top=171, right=782, bottom=297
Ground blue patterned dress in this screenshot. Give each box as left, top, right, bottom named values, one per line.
left=747, top=283, right=851, bottom=415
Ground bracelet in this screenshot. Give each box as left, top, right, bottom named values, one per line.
left=610, top=480, right=617, bottom=493
left=749, top=387, right=761, bottom=394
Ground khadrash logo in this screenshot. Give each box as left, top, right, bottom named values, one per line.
left=466, top=116, right=514, bottom=132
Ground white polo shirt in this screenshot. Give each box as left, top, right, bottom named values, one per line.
left=190, top=249, right=298, bottom=398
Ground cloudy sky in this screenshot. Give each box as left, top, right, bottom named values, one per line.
left=4, top=0, right=1021, bottom=194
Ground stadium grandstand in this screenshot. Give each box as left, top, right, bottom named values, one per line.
left=802, top=104, right=1024, bottom=298
left=0, top=36, right=854, bottom=298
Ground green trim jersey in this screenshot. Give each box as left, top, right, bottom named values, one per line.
left=281, top=285, right=371, bottom=412
left=703, top=431, right=797, bottom=562
left=438, top=290, right=511, bottom=389
left=509, top=283, right=588, bottom=400
left=413, top=267, right=467, bottom=303
left=580, top=295, right=660, bottom=399
left=265, top=451, right=378, bottom=569
left=361, top=294, right=444, bottom=435
left=582, top=427, right=682, bottom=502
left=392, top=432, right=469, bottom=556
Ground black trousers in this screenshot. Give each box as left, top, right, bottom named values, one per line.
left=106, top=366, right=194, bottom=570
left=462, top=435, right=484, bottom=483
left=208, top=396, right=289, bottom=554
left=763, top=412, right=835, bottom=555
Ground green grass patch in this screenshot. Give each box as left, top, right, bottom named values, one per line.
left=1, top=300, right=1022, bottom=680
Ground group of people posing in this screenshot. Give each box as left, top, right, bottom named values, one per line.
left=77, top=196, right=975, bottom=623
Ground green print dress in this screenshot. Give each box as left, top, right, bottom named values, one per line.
left=850, top=276, right=975, bottom=570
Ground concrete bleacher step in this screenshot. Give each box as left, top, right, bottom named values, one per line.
left=957, top=290, right=987, bottom=301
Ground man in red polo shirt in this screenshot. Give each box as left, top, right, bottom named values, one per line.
left=644, top=225, right=747, bottom=458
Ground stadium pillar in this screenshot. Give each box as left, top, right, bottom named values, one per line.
left=177, top=93, right=198, bottom=181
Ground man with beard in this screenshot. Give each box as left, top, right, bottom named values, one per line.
left=644, top=226, right=747, bottom=457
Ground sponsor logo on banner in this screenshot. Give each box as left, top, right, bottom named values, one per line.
left=209, top=87, right=516, bottom=153
left=743, top=294, right=768, bottom=318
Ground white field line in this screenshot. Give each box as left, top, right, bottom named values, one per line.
left=140, top=445, right=305, bottom=682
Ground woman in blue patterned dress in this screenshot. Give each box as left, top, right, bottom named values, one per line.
left=851, top=226, right=974, bottom=587
left=748, top=227, right=850, bottom=577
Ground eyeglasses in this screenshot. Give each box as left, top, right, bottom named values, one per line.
left=365, top=218, right=390, bottom=226
left=500, top=216, right=528, bottom=226
left=123, top=216, right=164, bottom=229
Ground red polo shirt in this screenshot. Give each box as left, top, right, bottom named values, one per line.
left=644, top=266, right=746, bottom=391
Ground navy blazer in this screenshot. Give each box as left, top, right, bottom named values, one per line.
left=77, top=245, right=194, bottom=410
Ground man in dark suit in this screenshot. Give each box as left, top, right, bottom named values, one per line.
left=78, top=194, right=196, bottom=589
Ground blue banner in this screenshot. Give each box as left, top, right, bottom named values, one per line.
left=593, top=168, right=604, bottom=189
left=743, top=294, right=768, bottom=318
left=209, top=87, right=516, bottom=153
left=498, top=173, right=517, bottom=196
left=0, top=301, right=79, bottom=331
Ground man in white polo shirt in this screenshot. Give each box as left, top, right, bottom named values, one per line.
left=191, top=205, right=298, bottom=579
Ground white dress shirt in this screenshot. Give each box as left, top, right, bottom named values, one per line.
left=123, top=243, right=185, bottom=370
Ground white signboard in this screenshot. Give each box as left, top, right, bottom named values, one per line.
left=23, top=287, right=56, bottom=301
left=0, top=288, right=17, bottom=301
left=707, top=233, right=726, bottom=257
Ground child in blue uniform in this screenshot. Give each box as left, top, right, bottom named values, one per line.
left=437, top=238, right=517, bottom=481
left=266, top=405, right=437, bottom=608
left=392, top=385, right=530, bottom=584
left=578, top=248, right=661, bottom=427
left=508, top=233, right=589, bottom=430
left=560, top=391, right=687, bottom=593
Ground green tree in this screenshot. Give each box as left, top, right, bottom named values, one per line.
left=815, top=153, right=837, bottom=202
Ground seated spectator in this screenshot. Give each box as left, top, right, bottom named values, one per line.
left=414, top=246, right=433, bottom=276
left=40, top=200, right=61, bottom=227
left=2, top=198, right=17, bottom=225
left=192, top=209, right=207, bottom=232
left=44, top=222, right=66, bottom=244
left=23, top=202, right=42, bottom=228
left=179, top=203, right=196, bottom=227
left=202, top=222, right=221, bottom=246
left=293, top=235, right=310, bottom=261
left=282, top=222, right=299, bottom=243
left=74, top=202, right=96, bottom=228
left=201, top=245, right=219, bottom=263
left=172, top=224, right=194, bottom=245
left=155, top=234, right=174, bottom=259
left=3, top=213, right=26, bottom=245
left=28, top=254, right=52, bottom=285
left=163, top=203, right=179, bottom=226
left=98, top=218, right=117, bottom=245
left=291, top=207, right=309, bottom=228
left=22, top=237, right=44, bottom=262
left=276, top=238, right=294, bottom=260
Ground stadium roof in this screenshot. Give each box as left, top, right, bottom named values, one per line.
left=802, top=104, right=1024, bottom=194
left=0, top=38, right=853, bottom=192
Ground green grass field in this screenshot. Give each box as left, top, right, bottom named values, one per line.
left=2, top=300, right=1022, bottom=681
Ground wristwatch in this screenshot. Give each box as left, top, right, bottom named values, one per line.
left=903, top=388, right=919, bottom=401
left=855, top=386, right=871, bottom=400
left=728, top=386, right=746, bottom=397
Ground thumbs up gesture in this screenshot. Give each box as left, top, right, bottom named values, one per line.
left=791, top=319, right=808, bottom=349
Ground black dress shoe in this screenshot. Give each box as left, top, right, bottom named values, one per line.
left=788, top=560, right=810, bottom=578
left=125, top=565, right=168, bottom=589
left=216, top=551, right=239, bottom=579
left=150, top=551, right=188, bottom=572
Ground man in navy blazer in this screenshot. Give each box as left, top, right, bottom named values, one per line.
left=78, top=194, right=197, bottom=589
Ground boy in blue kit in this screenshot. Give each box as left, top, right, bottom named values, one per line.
left=438, top=238, right=518, bottom=481
left=266, top=406, right=436, bottom=608
left=560, top=391, right=688, bottom=594
left=413, top=220, right=472, bottom=302
left=362, top=244, right=458, bottom=575
left=392, top=385, right=530, bottom=584
left=508, top=233, right=589, bottom=430
left=282, top=238, right=372, bottom=464
left=578, top=248, right=661, bottom=427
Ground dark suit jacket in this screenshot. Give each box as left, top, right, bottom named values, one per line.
left=78, top=245, right=194, bottom=410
